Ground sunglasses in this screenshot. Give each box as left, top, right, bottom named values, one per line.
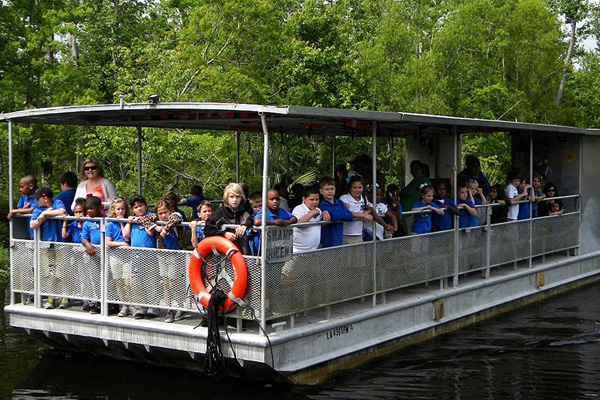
left=165, top=196, right=176, bottom=201
left=84, top=165, right=98, bottom=171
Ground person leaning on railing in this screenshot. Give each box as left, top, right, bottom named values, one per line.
left=204, top=183, right=253, bottom=255
left=489, top=184, right=511, bottom=224
left=538, top=183, right=564, bottom=217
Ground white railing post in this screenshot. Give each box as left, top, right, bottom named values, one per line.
left=529, top=132, right=533, bottom=268
left=8, top=120, right=14, bottom=305
left=33, top=228, right=41, bottom=308
left=259, top=113, right=269, bottom=333
left=100, top=217, right=108, bottom=316
left=371, top=121, right=377, bottom=308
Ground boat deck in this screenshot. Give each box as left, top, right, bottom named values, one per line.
left=7, top=250, right=600, bottom=384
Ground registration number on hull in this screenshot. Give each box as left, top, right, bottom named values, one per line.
left=326, top=324, right=354, bottom=340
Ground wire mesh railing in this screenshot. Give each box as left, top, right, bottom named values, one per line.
left=9, top=198, right=580, bottom=324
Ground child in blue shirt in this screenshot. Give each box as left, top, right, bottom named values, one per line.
left=318, top=177, right=354, bottom=247
left=29, top=187, right=68, bottom=309
left=81, top=196, right=103, bottom=314
left=105, top=198, right=133, bottom=318
left=123, top=195, right=158, bottom=319
left=517, top=177, right=535, bottom=220
left=55, top=171, right=78, bottom=216
left=457, top=185, right=477, bottom=228
left=432, top=181, right=459, bottom=231
left=62, top=198, right=86, bottom=243
left=179, top=184, right=207, bottom=218
left=190, top=200, right=212, bottom=248
left=153, top=199, right=185, bottom=323
left=8, top=175, right=38, bottom=239
left=247, top=193, right=262, bottom=255
left=254, top=189, right=297, bottom=226
left=468, top=179, right=488, bottom=225
left=411, top=185, right=444, bottom=234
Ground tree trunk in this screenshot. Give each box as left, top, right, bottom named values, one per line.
left=555, top=20, right=577, bottom=107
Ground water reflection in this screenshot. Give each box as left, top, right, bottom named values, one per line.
left=2, top=282, right=600, bottom=399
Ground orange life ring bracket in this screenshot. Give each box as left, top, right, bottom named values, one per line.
left=188, top=236, right=248, bottom=312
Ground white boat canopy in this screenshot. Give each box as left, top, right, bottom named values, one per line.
left=1, top=102, right=598, bottom=137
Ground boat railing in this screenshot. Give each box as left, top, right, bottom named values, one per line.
left=261, top=194, right=581, bottom=320
left=8, top=194, right=580, bottom=328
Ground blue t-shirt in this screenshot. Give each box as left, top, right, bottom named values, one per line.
left=66, top=221, right=83, bottom=243
left=411, top=201, right=440, bottom=234
left=162, top=229, right=178, bottom=250
left=82, top=219, right=102, bottom=245
left=130, top=212, right=157, bottom=248
left=518, top=189, right=532, bottom=220
left=29, top=199, right=65, bottom=242
left=432, top=197, right=457, bottom=231
left=55, top=189, right=76, bottom=216
left=458, top=198, right=477, bottom=228
left=318, top=198, right=354, bottom=247
left=18, top=193, right=38, bottom=239
left=17, top=193, right=38, bottom=210
left=106, top=221, right=127, bottom=243
left=183, top=196, right=208, bottom=216
left=195, top=224, right=206, bottom=242
left=255, top=207, right=295, bottom=221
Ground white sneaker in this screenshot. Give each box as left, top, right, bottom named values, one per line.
left=118, top=305, right=130, bottom=317
left=174, top=311, right=188, bottom=321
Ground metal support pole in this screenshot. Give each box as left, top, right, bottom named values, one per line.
left=332, top=136, right=336, bottom=177
left=259, top=113, right=269, bottom=334
left=529, top=132, right=533, bottom=268
left=137, top=126, right=143, bottom=195
left=485, top=206, right=491, bottom=279
left=236, top=131, right=241, bottom=183
left=453, top=126, right=459, bottom=287
left=577, top=135, right=582, bottom=256
left=8, top=120, right=14, bottom=305
left=33, top=229, right=40, bottom=308
left=100, top=218, right=108, bottom=316
left=371, top=122, right=377, bottom=308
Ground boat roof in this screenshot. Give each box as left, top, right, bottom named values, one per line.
left=1, top=102, right=598, bottom=137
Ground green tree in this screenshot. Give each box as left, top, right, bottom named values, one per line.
left=547, top=0, right=595, bottom=106
left=436, top=0, right=564, bottom=122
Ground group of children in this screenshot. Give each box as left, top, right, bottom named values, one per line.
left=408, top=170, right=563, bottom=235
left=7, top=175, right=213, bottom=323
left=8, top=167, right=564, bottom=322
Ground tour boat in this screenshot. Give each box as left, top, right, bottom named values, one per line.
left=2, top=102, right=598, bottom=384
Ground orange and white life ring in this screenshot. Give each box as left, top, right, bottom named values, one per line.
left=188, top=236, right=248, bottom=311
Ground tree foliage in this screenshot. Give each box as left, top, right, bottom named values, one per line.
left=1, top=0, right=599, bottom=211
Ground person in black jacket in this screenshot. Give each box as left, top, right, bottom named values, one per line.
left=204, top=183, right=253, bottom=255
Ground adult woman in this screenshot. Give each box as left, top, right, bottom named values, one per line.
left=72, top=157, right=117, bottom=211
left=539, top=182, right=563, bottom=217
left=400, top=160, right=432, bottom=212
